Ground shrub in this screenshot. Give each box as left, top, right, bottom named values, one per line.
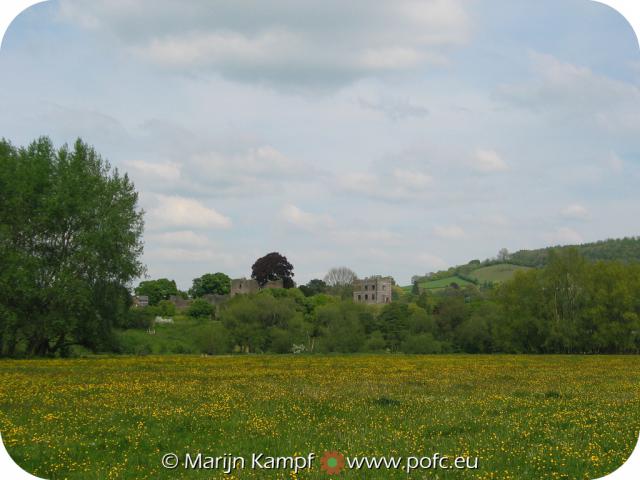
left=402, top=333, right=443, bottom=354
left=363, top=331, right=387, bottom=352
left=125, top=308, right=155, bottom=329
left=195, top=322, right=232, bottom=355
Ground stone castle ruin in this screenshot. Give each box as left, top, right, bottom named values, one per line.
left=353, top=276, right=393, bottom=304
left=230, top=278, right=284, bottom=297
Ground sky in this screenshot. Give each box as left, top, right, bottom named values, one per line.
left=1, top=0, right=639, bottom=289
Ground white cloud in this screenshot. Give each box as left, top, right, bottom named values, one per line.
left=57, top=0, right=471, bottom=88
left=145, top=230, right=210, bottom=248
left=359, top=47, right=426, bottom=70
left=192, top=145, right=304, bottom=177
left=337, top=168, right=433, bottom=201
left=144, top=247, right=236, bottom=265
left=561, top=204, right=590, bottom=220
left=392, top=169, right=433, bottom=189
left=125, top=160, right=181, bottom=180
left=145, top=194, right=232, bottom=230
left=433, top=225, right=465, bottom=239
left=497, top=52, right=640, bottom=133
left=167, top=144, right=315, bottom=197
left=281, top=204, right=335, bottom=231
left=357, top=95, right=429, bottom=120
left=331, top=228, right=404, bottom=246
left=417, top=253, right=448, bottom=270
left=472, top=149, right=509, bottom=173
left=131, top=30, right=300, bottom=69
left=481, top=213, right=509, bottom=227
left=606, top=151, right=624, bottom=173
left=337, top=172, right=379, bottom=195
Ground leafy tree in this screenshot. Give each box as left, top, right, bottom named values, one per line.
left=299, top=279, right=327, bottom=297
left=316, top=302, right=366, bottom=353
left=0, top=137, right=144, bottom=356
left=402, top=333, right=443, bottom=354
left=407, top=303, right=435, bottom=334
left=251, top=252, right=295, bottom=288
left=135, top=278, right=179, bottom=306
left=363, top=331, right=387, bottom=352
left=435, top=294, right=467, bottom=340
left=195, top=322, right=232, bottom=355
left=189, top=272, right=231, bottom=297
left=455, top=315, right=492, bottom=353
left=156, top=300, right=176, bottom=317
left=377, top=303, right=410, bottom=351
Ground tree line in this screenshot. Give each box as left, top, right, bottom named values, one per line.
left=2, top=137, right=638, bottom=357
left=126, top=249, right=640, bottom=355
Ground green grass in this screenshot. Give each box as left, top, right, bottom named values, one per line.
left=468, top=263, right=533, bottom=284
left=1, top=355, right=638, bottom=479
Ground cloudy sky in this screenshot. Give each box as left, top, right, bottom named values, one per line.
left=1, top=0, right=639, bottom=288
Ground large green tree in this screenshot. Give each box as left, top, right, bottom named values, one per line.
left=0, top=137, right=145, bottom=356
left=135, top=278, right=179, bottom=305
left=189, top=272, right=231, bottom=298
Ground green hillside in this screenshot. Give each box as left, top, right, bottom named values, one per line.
left=407, top=237, right=640, bottom=291
left=469, top=264, right=532, bottom=283
left=509, top=237, right=640, bottom=267
left=402, top=275, right=475, bottom=292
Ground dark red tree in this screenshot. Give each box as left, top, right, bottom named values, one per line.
left=251, top=252, right=295, bottom=288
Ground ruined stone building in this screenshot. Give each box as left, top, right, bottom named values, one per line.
left=132, top=295, right=149, bottom=307
left=168, top=295, right=191, bottom=311
left=230, top=278, right=284, bottom=297
left=353, top=276, right=393, bottom=304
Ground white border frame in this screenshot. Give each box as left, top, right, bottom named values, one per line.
left=0, top=1, right=638, bottom=478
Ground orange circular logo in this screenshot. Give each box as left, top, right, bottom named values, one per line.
left=320, top=451, right=345, bottom=475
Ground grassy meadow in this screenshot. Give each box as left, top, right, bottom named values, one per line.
left=403, top=276, right=476, bottom=292
left=0, top=355, right=639, bottom=479
left=468, top=264, right=533, bottom=284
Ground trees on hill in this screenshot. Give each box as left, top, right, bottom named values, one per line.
left=0, top=137, right=145, bottom=356
left=508, top=237, right=640, bottom=267
left=496, top=248, right=640, bottom=353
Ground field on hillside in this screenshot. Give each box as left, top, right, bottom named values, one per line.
left=403, top=275, right=476, bottom=292
left=469, top=264, right=533, bottom=284
left=1, top=355, right=639, bottom=479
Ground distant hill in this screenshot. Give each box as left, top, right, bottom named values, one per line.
left=508, top=237, right=640, bottom=267
left=405, top=236, right=640, bottom=291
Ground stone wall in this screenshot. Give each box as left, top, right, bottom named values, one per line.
left=168, top=295, right=192, bottom=311
left=201, top=293, right=229, bottom=305
left=230, top=278, right=260, bottom=296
